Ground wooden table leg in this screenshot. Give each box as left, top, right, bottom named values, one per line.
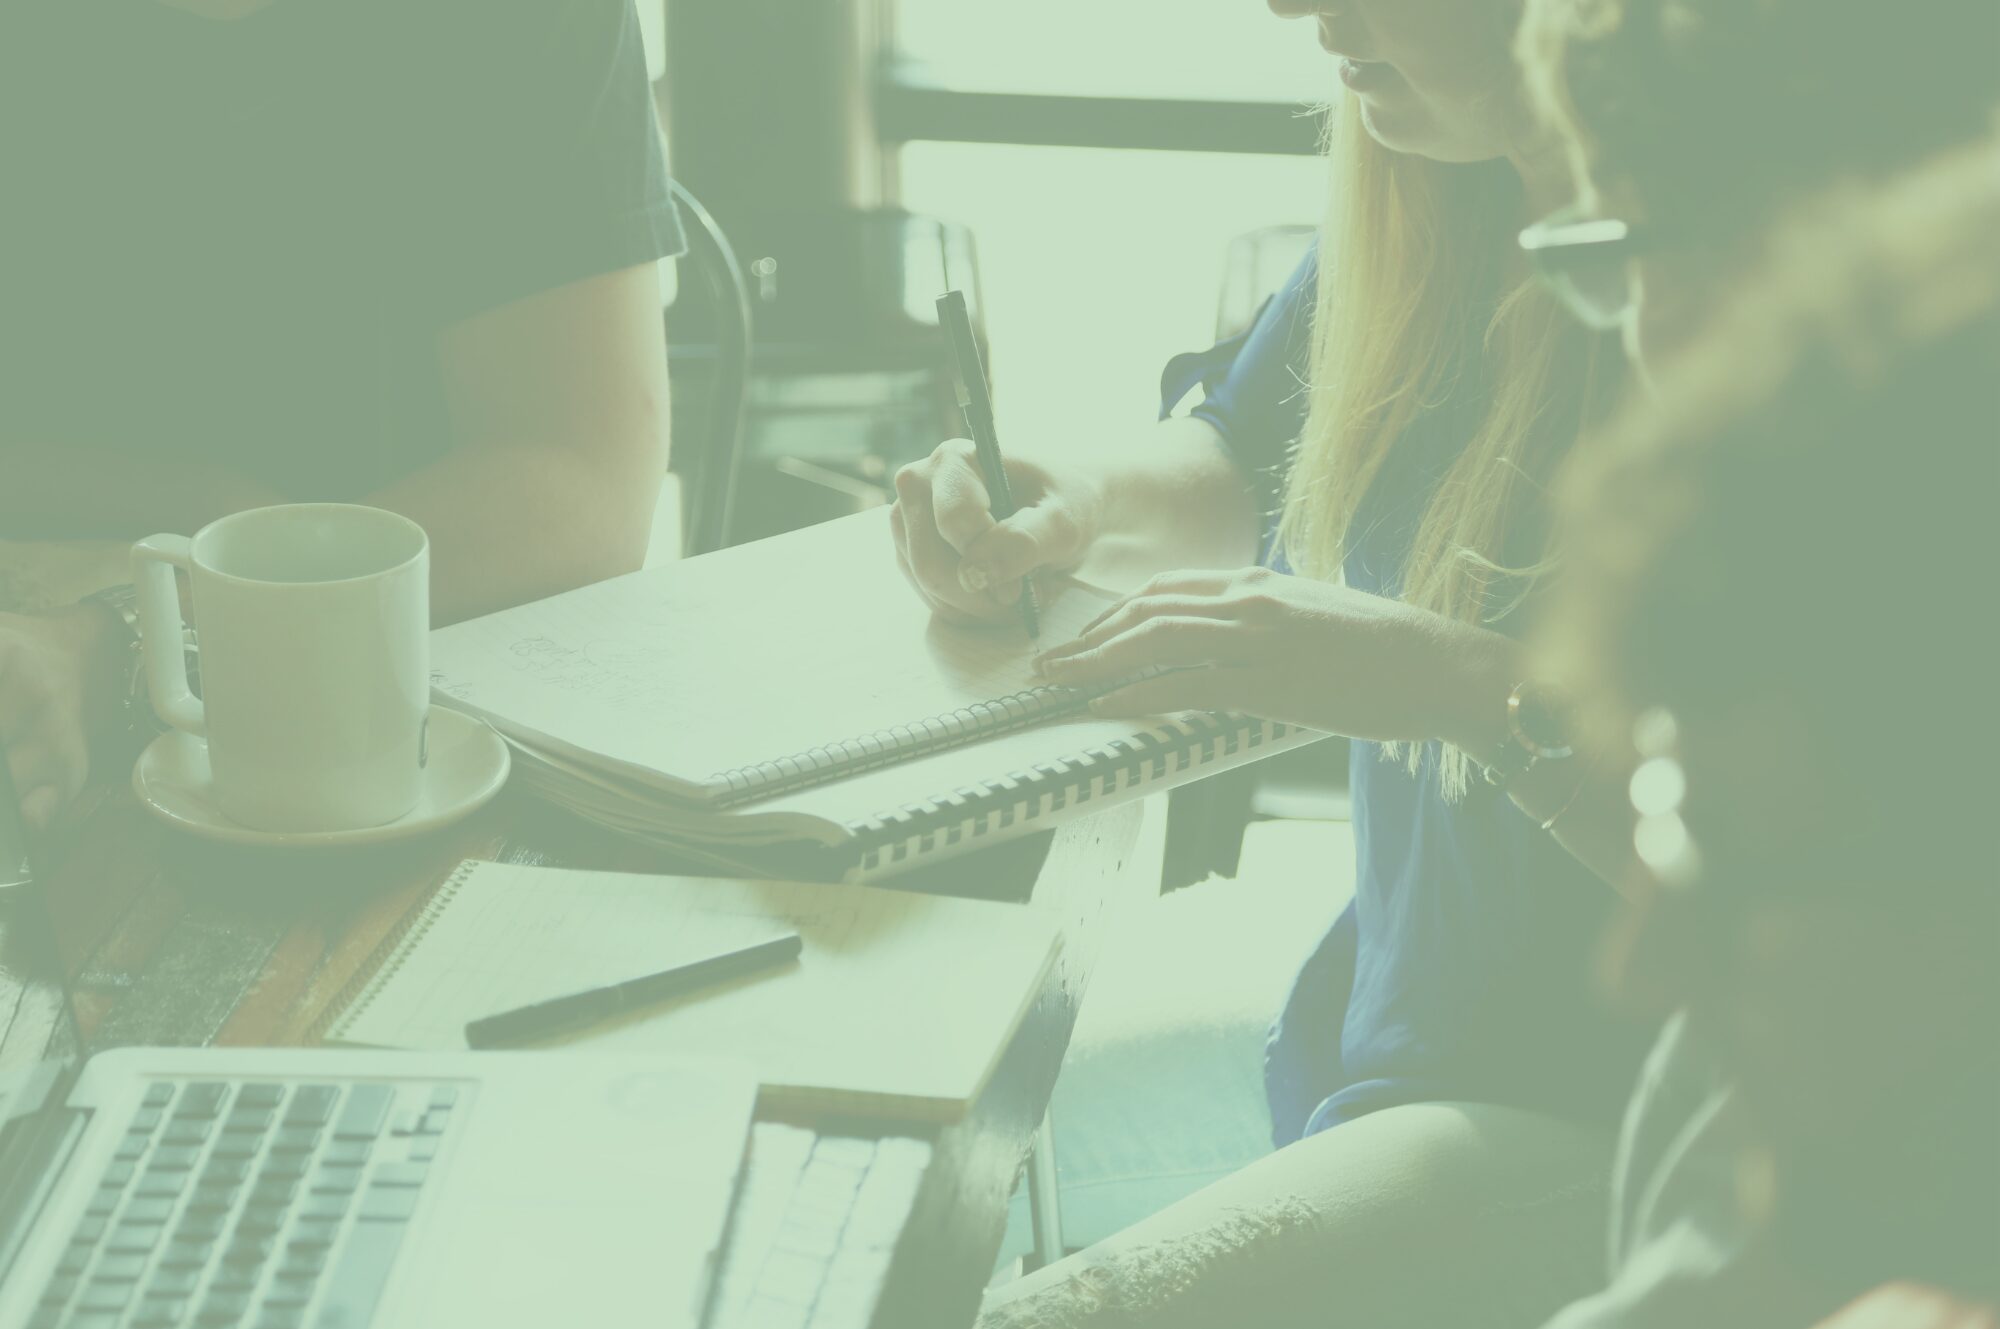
left=867, top=794, right=1167, bottom=1329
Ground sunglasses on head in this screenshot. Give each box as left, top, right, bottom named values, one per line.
left=1518, top=205, right=1654, bottom=332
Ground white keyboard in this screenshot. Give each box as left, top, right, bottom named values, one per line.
left=711, top=1126, right=933, bottom=1329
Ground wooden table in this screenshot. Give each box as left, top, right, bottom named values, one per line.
left=0, top=776, right=1167, bottom=1329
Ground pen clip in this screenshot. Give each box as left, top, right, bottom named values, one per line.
left=936, top=290, right=982, bottom=414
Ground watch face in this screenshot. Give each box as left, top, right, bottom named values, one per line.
left=1512, top=684, right=1576, bottom=760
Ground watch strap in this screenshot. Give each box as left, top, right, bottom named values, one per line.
left=82, top=582, right=143, bottom=645
left=1480, top=740, right=1537, bottom=789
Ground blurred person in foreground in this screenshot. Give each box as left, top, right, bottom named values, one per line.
left=1533, top=135, right=2000, bottom=1329
left=1511, top=2, right=2000, bottom=1323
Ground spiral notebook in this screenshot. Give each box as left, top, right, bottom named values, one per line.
left=430, top=511, right=1323, bottom=880
left=322, top=860, right=1063, bottom=1122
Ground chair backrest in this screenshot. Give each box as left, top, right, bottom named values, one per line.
left=1214, top=224, right=1314, bottom=339
left=665, top=179, right=754, bottom=557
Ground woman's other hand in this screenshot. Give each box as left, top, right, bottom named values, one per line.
left=1032, top=567, right=1511, bottom=743
left=890, top=439, right=1106, bottom=625
left=0, top=605, right=124, bottom=831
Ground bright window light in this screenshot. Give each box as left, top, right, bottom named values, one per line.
left=894, top=0, right=1334, bottom=104
left=899, top=142, right=1325, bottom=451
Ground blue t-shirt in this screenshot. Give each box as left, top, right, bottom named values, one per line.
left=1161, top=251, right=1645, bottom=1144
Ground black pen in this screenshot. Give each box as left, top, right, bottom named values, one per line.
left=936, top=289, right=1041, bottom=638
left=464, top=931, right=803, bottom=1049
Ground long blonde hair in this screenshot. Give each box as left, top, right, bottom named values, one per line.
left=1277, top=101, right=1609, bottom=797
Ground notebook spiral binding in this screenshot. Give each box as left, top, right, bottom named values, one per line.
left=707, top=681, right=1115, bottom=806
left=846, top=712, right=1300, bottom=874
left=313, top=860, right=482, bottom=1044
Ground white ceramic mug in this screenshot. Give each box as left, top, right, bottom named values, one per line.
left=133, top=504, right=431, bottom=833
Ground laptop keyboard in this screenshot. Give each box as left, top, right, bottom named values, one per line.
left=32, top=1077, right=462, bottom=1329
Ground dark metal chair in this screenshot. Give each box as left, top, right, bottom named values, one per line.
left=665, top=179, right=754, bottom=557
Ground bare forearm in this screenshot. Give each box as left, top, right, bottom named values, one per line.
left=400, top=263, right=671, bottom=624
left=365, top=438, right=660, bottom=625
left=0, top=439, right=286, bottom=539
left=1064, top=416, right=1264, bottom=585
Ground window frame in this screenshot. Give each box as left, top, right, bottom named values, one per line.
left=877, top=56, right=1325, bottom=157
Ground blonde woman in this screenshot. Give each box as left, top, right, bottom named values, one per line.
left=892, top=3, right=1644, bottom=1324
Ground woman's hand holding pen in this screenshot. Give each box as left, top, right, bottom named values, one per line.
left=890, top=438, right=1106, bottom=626
left=1032, top=566, right=1514, bottom=746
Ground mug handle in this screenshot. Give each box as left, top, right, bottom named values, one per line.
left=131, top=535, right=205, bottom=737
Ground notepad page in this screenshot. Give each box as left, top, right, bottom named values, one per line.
left=329, top=861, right=1063, bottom=1120
left=330, top=869, right=795, bottom=1050
left=429, top=510, right=1114, bottom=802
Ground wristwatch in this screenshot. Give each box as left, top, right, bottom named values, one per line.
left=1481, top=680, right=1574, bottom=788
left=80, top=583, right=199, bottom=746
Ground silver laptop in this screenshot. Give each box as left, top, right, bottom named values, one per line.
left=0, top=779, right=758, bottom=1329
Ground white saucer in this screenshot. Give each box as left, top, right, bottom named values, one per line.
left=132, top=707, right=511, bottom=848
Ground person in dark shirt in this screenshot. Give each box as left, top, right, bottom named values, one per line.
left=0, top=0, right=679, bottom=828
